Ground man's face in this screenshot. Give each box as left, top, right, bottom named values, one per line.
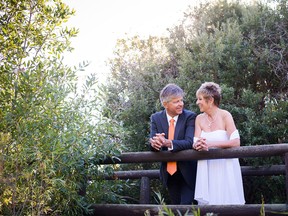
left=163, top=96, right=184, bottom=117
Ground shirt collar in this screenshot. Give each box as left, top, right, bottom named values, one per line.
left=167, top=114, right=179, bottom=124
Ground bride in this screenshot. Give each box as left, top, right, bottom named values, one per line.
left=193, top=82, right=245, bottom=205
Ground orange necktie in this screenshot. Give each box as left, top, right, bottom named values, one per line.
left=167, top=118, right=177, bottom=175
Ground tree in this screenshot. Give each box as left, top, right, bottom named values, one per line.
left=104, top=0, right=288, bottom=204
left=0, top=0, right=126, bottom=215
left=104, top=35, right=178, bottom=153
left=167, top=0, right=288, bottom=203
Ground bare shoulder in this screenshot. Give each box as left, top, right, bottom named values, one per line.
left=219, top=109, right=233, bottom=119
left=219, top=108, right=231, bottom=117
left=220, top=109, right=234, bottom=123
left=196, top=113, right=205, bottom=121
left=195, top=113, right=205, bottom=131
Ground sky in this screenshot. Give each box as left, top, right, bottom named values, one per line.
left=62, top=0, right=200, bottom=84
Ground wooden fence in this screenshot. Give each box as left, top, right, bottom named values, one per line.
left=91, top=144, right=288, bottom=216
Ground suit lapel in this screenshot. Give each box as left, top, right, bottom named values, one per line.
left=160, top=110, right=169, bottom=137
left=175, top=111, right=184, bottom=139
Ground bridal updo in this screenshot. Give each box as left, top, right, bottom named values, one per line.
left=196, top=82, right=221, bottom=107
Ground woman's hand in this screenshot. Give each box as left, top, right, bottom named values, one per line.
left=193, top=137, right=208, bottom=151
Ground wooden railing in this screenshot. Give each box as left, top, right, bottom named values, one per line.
left=91, top=144, right=288, bottom=216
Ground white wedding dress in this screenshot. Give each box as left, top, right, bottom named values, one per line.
left=194, top=130, right=245, bottom=205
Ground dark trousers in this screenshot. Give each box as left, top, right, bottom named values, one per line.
left=167, top=170, right=195, bottom=205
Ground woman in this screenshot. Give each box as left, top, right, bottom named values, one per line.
left=193, top=82, right=245, bottom=205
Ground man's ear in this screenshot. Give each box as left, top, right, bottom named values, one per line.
left=162, top=101, right=168, bottom=109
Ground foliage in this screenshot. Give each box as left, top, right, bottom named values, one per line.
left=144, top=192, right=200, bottom=216
left=104, top=36, right=175, bottom=152
left=0, top=0, right=126, bottom=215
left=104, top=0, right=288, bottom=204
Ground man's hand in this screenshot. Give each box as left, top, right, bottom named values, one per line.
left=150, top=133, right=165, bottom=150
left=150, top=133, right=173, bottom=150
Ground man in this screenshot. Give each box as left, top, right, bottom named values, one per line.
left=149, top=83, right=197, bottom=205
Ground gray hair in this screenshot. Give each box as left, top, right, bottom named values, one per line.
left=196, top=82, right=221, bottom=107
left=160, top=83, right=184, bottom=105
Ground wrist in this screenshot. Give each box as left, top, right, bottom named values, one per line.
left=166, top=139, right=172, bottom=148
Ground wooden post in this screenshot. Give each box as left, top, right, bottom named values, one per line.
left=139, top=177, right=150, bottom=204
left=285, top=152, right=288, bottom=204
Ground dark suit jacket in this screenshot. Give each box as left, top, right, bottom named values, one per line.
left=149, top=109, right=197, bottom=189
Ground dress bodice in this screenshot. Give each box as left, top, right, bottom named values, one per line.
left=200, top=130, right=228, bottom=142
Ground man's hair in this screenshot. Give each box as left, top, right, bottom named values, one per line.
left=160, top=83, right=184, bottom=105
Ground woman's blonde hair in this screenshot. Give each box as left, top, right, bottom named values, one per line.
left=196, top=82, right=221, bottom=107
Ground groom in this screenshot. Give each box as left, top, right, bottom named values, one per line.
left=149, top=83, right=197, bottom=204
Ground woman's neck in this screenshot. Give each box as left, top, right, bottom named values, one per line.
left=206, top=107, right=219, bottom=118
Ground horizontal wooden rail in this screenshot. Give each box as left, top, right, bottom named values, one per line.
left=91, top=204, right=288, bottom=216
left=105, top=165, right=286, bottom=180
left=90, top=144, right=288, bottom=215
left=100, top=144, right=288, bottom=164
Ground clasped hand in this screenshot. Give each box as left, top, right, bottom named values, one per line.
left=193, top=137, right=208, bottom=151
left=150, top=133, right=171, bottom=151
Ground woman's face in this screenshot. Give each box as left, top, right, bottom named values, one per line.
left=196, top=93, right=211, bottom=112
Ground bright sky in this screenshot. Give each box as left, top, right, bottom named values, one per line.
left=63, top=0, right=200, bottom=83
